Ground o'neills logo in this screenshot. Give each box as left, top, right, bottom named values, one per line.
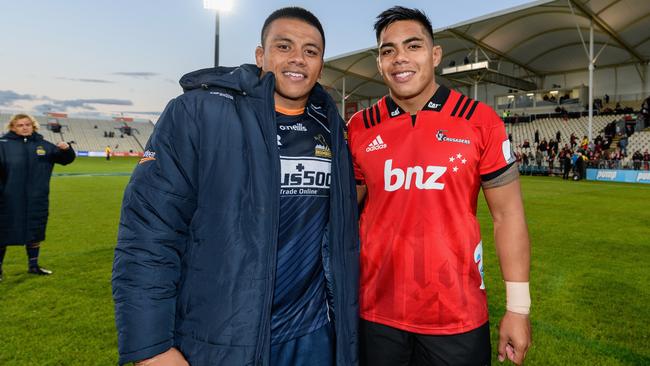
left=279, top=123, right=307, bottom=132
left=596, top=171, right=617, bottom=180
left=436, top=130, right=470, bottom=145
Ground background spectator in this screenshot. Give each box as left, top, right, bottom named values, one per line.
left=0, top=114, right=76, bottom=280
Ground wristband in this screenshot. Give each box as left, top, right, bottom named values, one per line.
left=505, top=281, right=531, bottom=315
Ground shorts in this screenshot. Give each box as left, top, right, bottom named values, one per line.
left=360, top=319, right=491, bottom=366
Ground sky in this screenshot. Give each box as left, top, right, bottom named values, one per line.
left=0, top=0, right=530, bottom=121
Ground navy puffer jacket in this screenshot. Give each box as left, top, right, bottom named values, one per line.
left=0, top=131, right=75, bottom=246
left=112, top=64, right=359, bottom=365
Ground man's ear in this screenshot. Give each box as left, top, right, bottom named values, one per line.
left=255, top=46, right=264, bottom=68
left=432, top=45, right=443, bottom=68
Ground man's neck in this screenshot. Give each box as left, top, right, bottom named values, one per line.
left=390, top=83, right=439, bottom=115
left=274, top=93, right=307, bottom=112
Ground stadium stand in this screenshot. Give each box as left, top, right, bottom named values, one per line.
left=0, top=113, right=154, bottom=154
left=628, top=130, right=650, bottom=153
left=507, top=115, right=614, bottom=149
left=507, top=112, right=650, bottom=174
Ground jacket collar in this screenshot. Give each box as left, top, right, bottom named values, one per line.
left=180, top=64, right=335, bottom=123
left=3, top=131, right=43, bottom=141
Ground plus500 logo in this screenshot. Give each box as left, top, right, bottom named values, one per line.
left=384, top=159, right=446, bottom=191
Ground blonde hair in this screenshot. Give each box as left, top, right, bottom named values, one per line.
left=6, top=113, right=40, bottom=132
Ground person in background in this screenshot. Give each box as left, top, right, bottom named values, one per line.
left=0, top=114, right=75, bottom=280
left=632, top=150, right=643, bottom=170
left=561, top=148, right=572, bottom=180
left=521, top=150, right=529, bottom=174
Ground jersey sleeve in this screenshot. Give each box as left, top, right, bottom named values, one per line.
left=478, top=104, right=516, bottom=181
left=346, top=112, right=366, bottom=185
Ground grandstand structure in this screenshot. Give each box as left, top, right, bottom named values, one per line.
left=322, top=0, right=650, bottom=144
left=0, top=112, right=154, bottom=155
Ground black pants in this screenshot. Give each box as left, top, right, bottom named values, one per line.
left=360, top=320, right=491, bottom=366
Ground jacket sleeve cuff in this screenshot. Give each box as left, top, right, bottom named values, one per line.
left=118, top=340, right=174, bottom=366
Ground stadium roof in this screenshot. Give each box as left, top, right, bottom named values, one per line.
left=322, top=0, right=650, bottom=103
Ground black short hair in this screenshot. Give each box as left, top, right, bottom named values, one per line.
left=374, top=6, right=434, bottom=44
left=261, top=7, right=325, bottom=51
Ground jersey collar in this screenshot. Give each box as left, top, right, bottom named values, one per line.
left=422, top=85, right=451, bottom=112
left=384, top=84, right=451, bottom=118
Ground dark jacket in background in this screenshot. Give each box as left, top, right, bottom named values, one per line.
left=112, top=64, right=360, bottom=366
left=0, top=131, right=75, bottom=245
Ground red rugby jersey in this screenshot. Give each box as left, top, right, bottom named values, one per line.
left=347, top=85, right=515, bottom=335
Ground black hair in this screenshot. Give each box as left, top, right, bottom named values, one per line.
left=374, top=6, right=434, bottom=44
left=261, top=7, right=325, bottom=51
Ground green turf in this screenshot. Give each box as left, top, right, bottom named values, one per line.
left=0, top=157, right=648, bottom=365
left=53, top=156, right=139, bottom=174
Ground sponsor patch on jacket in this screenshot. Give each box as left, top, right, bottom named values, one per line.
left=36, top=146, right=46, bottom=156
left=139, top=150, right=156, bottom=164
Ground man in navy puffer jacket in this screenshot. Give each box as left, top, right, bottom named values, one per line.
left=112, top=7, right=359, bottom=366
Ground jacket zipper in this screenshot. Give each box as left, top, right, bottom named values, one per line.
left=329, top=113, right=344, bottom=364
left=254, top=83, right=280, bottom=366
left=23, top=137, right=30, bottom=243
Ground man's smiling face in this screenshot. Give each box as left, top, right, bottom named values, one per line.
left=256, top=17, right=324, bottom=110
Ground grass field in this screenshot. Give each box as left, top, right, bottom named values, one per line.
left=1, top=157, right=649, bottom=365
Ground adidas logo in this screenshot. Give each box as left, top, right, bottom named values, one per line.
left=366, top=135, right=388, bottom=152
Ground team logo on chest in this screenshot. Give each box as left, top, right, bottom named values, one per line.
left=314, top=134, right=331, bottom=158
left=36, top=146, right=46, bottom=156
left=435, top=130, right=470, bottom=145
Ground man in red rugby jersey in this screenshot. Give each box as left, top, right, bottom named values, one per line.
left=347, top=6, right=532, bottom=366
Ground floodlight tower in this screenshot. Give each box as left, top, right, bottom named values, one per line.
left=203, top=0, right=233, bottom=67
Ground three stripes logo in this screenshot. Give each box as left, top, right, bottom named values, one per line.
left=362, top=105, right=382, bottom=129
left=366, top=135, right=387, bottom=152
left=450, top=95, right=480, bottom=120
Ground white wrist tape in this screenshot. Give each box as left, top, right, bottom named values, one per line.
left=505, top=281, right=531, bottom=315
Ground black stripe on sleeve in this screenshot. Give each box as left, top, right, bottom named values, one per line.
left=450, top=95, right=466, bottom=117
left=368, top=107, right=376, bottom=126
left=362, top=109, right=370, bottom=129
left=374, top=104, right=381, bottom=124
left=481, top=161, right=516, bottom=182
left=458, top=98, right=473, bottom=118
left=465, top=100, right=480, bottom=120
